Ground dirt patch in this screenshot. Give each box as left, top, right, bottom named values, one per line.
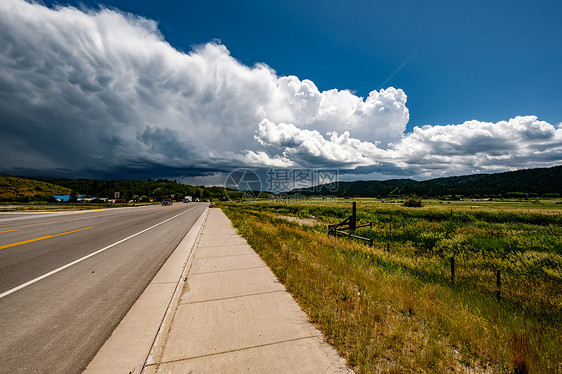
left=276, top=215, right=318, bottom=227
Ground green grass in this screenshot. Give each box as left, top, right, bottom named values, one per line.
left=0, top=175, right=71, bottom=200
left=221, top=201, right=561, bottom=373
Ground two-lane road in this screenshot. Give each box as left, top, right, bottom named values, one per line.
left=0, top=203, right=207, bottom=373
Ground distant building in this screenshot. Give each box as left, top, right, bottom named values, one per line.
left=77, top=197, right=96, bottom=202
left=51, top=194, right=85, bottom=202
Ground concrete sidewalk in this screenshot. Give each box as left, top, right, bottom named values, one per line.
left=143, top=208, right=351, bottom=373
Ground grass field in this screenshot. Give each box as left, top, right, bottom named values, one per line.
left=0, top=175, right=72, bottom=200
left=221, top=199, right=561, bottom=373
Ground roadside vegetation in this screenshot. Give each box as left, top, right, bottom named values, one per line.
left=221, top=200, right=561, bottom=373
left=0, top=174, right=260, bottom=205
left=0, top=202, right=140, bottom=212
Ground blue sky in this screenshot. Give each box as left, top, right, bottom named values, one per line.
left=1, top=0, right=561, bottom=185
left=43, top=0, right=562, bottom=128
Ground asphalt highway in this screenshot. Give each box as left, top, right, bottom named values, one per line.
left=0, top=202, right=207, bottom=373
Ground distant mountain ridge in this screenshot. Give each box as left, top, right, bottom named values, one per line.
left=291, top=165, right=562, bottom=197
left=2, top=165, right=561, bottom=201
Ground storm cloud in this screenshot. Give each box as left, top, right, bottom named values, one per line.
left=0, top=0, right=560, bottom=181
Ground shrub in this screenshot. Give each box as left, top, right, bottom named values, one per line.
left=403, top=196, right=423, bottom=207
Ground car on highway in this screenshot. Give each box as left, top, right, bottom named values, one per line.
left=162, top=198, right=172, bottom=206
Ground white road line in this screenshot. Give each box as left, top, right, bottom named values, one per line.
left=0, top=205, right=202, bottom=300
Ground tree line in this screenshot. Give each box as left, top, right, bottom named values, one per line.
left=292, top=165, right=562, bottom=198
left=37, top=178, right=237, bottom=202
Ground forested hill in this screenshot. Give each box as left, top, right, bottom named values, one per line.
left=292, top=179, right=415, bottom=197
left=292, top=165, right=562, bottom=198
left=393, top=166, right=562, bottom=197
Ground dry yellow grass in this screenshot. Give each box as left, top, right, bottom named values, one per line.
left=223, top=205, right=561, bottom=373
left=0, top=175, right=71, bottom=200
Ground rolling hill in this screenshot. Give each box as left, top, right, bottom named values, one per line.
left=292, top=165, right=562, bottom=198
left=0, top=175, right=72, bottom=200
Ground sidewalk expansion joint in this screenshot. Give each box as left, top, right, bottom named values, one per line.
left=183, top=289, right=286, bottom=305
left=146, top=334, right=324, bottom=367
left=191, top=265, right=267, bottom=276
left=200, top=233, right=237, bottom=236
left=194, top=252, right=255, bottom=260
left=197, top=242, right=249, bottom=249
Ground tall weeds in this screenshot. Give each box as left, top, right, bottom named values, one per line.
left=223, top=204, right=561, bottom=373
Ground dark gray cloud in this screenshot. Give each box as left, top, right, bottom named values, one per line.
left=0, top=0, right=560, bottom=183
left=0, top=0, right=412, bottom=179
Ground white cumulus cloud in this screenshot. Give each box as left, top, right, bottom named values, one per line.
left=393, top=116, right=562, bottom=176
left=0, top=0, right=560, bottom=181
left=256, top=119, right=386, bottom=167
left=256, top=116, right=562, bottom=178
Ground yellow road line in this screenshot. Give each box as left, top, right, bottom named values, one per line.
left=0, top=229, right=20, bottom=234
left=0, top=226, right=94, bottom=250
left=0, top=212, right=56, bottom=215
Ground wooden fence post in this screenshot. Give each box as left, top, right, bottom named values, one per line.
left=351, top=201, right=357, bottom=231
left=496, top=269, right=501, bottom=300
left=450, top=256, right=455, bottom=284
